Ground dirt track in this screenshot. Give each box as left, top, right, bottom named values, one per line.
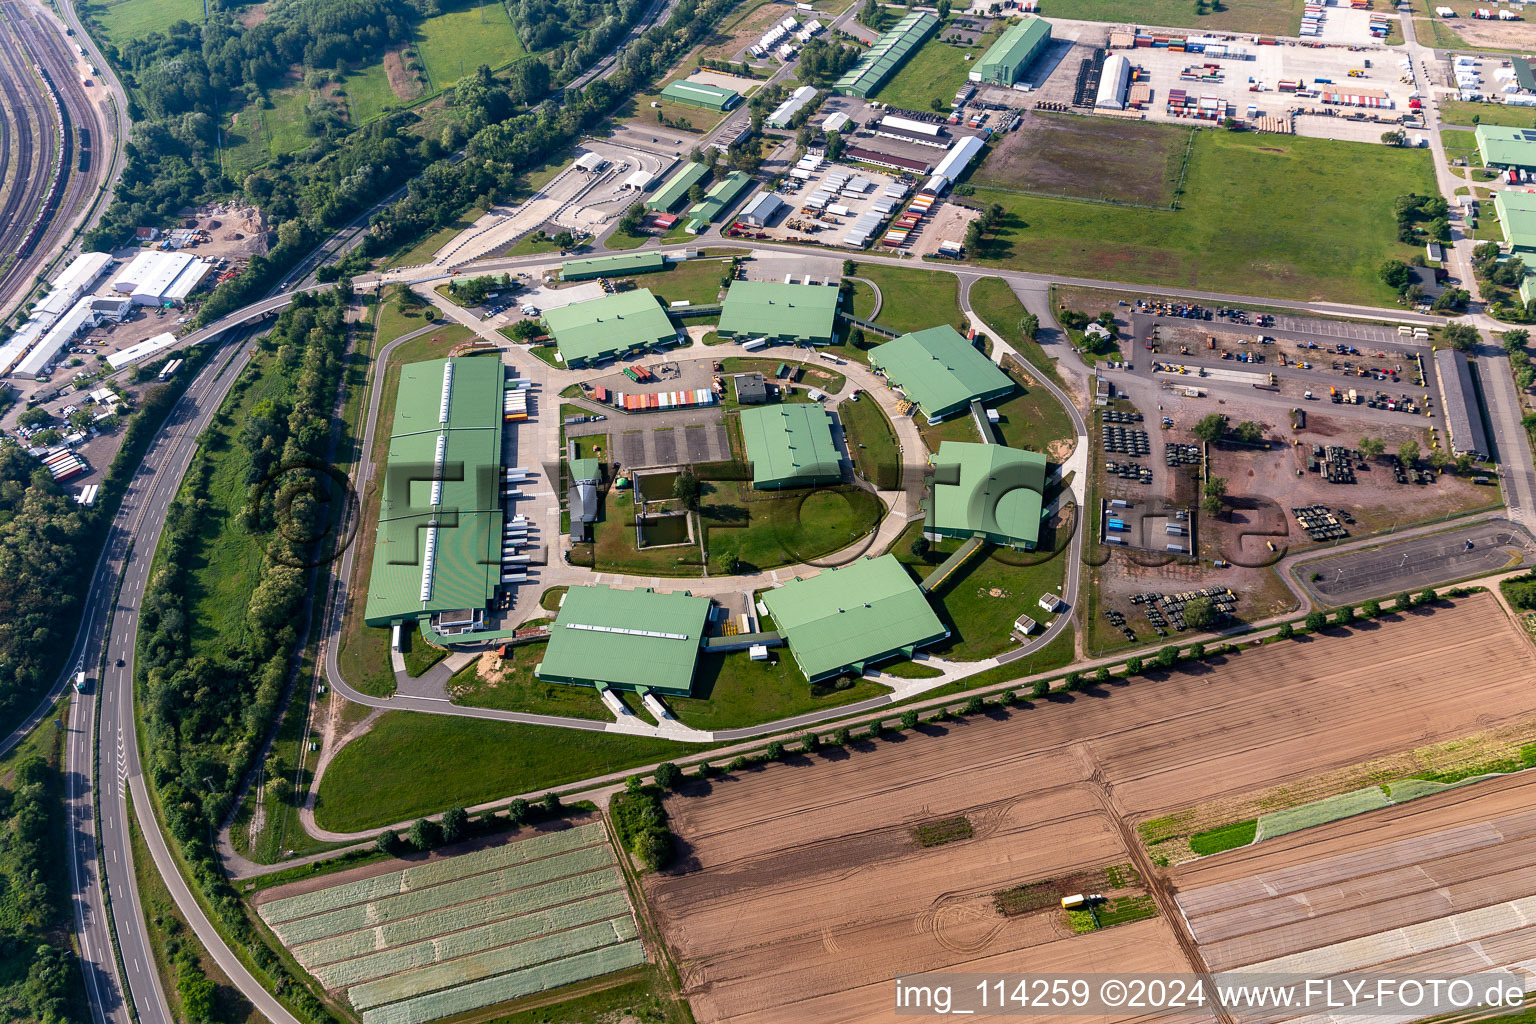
left=643, top=595, right=1536, bottom=1023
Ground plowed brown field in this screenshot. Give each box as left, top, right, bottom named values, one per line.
left=644, top=596, right=1536, bottom=1024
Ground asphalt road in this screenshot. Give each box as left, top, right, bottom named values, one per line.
left=1298, top=518, right=1536, bottom=607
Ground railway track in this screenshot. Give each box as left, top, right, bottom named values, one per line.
left=0, top=10, right=47, bottom=288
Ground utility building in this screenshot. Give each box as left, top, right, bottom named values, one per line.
left=543, top=290, right=678, bottom=367
left=971, top=16, right=1052, bottom=88
left=111, top=250, right=211, bottom=307
left=1095, top=54, right=1132, bottom=110
left=536, top=584, right=711, bottom=695
left=717, top=280, right=838, bottom=345
left=34, top=252, right=112, bottom=319
left=764, top=555, right=948, bottom=681
left=1434, top=347, right=1489, bottom=460
left=568, top=457, right=602, bottom=543
left=870, top=324, right=1014, bottom=422
left=660, top=80, right=741, bottom=111
left=363, top=357, right=508, bottom=629
left=740, top=403, right=842, bottom=489
left=926, top=441, right=1048, bottom=550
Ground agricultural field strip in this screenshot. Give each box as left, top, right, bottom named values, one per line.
left=359, top=941, right=647, bottom=1024
left=275, top=846, right=616, bottom=946
left=307, top=888, right=630, bottom=987
left=1181, top=830, right=1536, bottom=946
left=1176, top=808, right=1536, bottom=918
left=259, top=822, right=607, bottom=924
left=1257, top=786, right=1391, bottom=839
left=348, top=916, right=639, bottom=1009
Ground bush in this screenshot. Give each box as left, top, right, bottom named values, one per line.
left=375, top=829, right=399, bottom=855
left=441, top=806, right=467, bottom=844
left=633, top=828, right=672, bottom=871
left=1031, top=678, right=1049, bottom=699
left=1064, top=671, right=1083, bottom=691
left=409, top=817, right=442, bottom=851
left=1418, top=587, right=1438, bottom=605
left=962, top=696, right=984, bottom=715
left=1362, top=599, right=1381, bottom=618
left=1095, top=666, right=1111, bottom=684
left=1276, top=622, right=1294, bottom=640
left=654, top=761, right=681, bottom=789
left=833, top=726, right=852, bottom=745
left=801, top=731, right=820, bottom=753
left=1304, top=610, right=1326, bottom=631
left=900, top=710, right=919, bottom=729
left=541, top=791, right=562, bottom=814
left=1395, top=591, right=1413, bottom=612
left=1188, top=642, right=1206, bottom=660
left=998, top=689, right=1017, bottom=707
left=1126, top=656, right=1143, bottom=675
left=507, top=798, right=530, bottom=826
left=867, top=720, right=886, bottom=740
left=727, top=755, right=749, bottom=772
left=1155, top=645, right=1180, bottom=668
left=765, top=740, right=785, bottom=760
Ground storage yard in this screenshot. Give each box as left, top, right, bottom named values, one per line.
left=643, top=595, right=1536, bottom=1024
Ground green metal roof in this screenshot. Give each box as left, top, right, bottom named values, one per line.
left=717, top=281, right=838, bottom=344
left=739, top=403, right=842, bottom=489
left=764, top=555, right=948, bottom=681
left=364, top=357, right=506, bottom=626
left=1517, top=58, right=1536, bottom=94
left=543, top=289, right=678, bottom=366
left=1477, top=125, right=1536, bottom=169
left=926, top=441, right=1046, bottom=550
left=537, top=584, right=711, bottom=694
left=870, top=325, right=1014, bottom=422
left=974, top=17, right=1051, bottom=87
left=659, top=80, right=740, bottom=110
left=570, top=457, right=602, bottom=483
left=646, top=162, right=709, bottom=212
left=834, top=11, right=939, bottom=97
left=560, top=252, right=667, bottom=281
left=1496, top=188, right=1536, bottom=252
left=684, top=171, right=753, bottom=232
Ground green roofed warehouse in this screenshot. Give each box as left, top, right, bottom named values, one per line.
left=659, top=80, right=741, bottom=111
left=684, top=171, right=753, bottom=233
left=740, top=403, right=842, bottom=489
left=543, top=289, right=678, bottom=367
left=1495, top=188, right=1536, bottom=255
left=834, top=11, right=940, bottom=97
left=646, top=162, right=710, bottom=212
left=717, top=280, right=838, bottom=345
left=764, top=555, right=948, bottom=681
left=971, top=16, right=1051, bottom=88
left=1477, top=125, right=1536, bottom=173
left=364, top=357, right=506, bottom=629
left=926, top=441, right=1047, bottom=550
left=560, top=252, right=667, bottom=281
left=870, top=324, right=1014, bottom=422
left=537, top=584, right=712, bottom=695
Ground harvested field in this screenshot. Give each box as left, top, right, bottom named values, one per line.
left=256, top=822, right=644, bottom=1024
left=643, top=594, right=1536, bottom=1023
left=1173, top=770, right=1536, bottom=986
left=972, top=112, right=1192, bottom=208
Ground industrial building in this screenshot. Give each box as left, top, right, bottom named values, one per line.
left=684, top=171, right=753, bottom=233
left=34, top=252, right=112, bottom=319
left=971, top=16, right=1052, bottom=88
left=645, top=161, right=710, bottom=212
left=738, top=191, right=787, bottom=227
left=926, top=135, right=986, bottom=194
left=1495, top=187, right=1536, bottom=254
left=12, top=299, right=100, bottom=379
left=926, top=441, right=1047, bottom=550
left=568, top=457, right=602, bottom=543
left=363, top=357, right=510, bottom=630
left=1096, top=54, right=1132, bottom=109
left=740, top=403, right=842, bottom=489
left=833, top=11, right=940, bottom=97
left=660, top=80, right=741, bottom=111
left=111, top=250, right=212, bottom=307
left=1476, top=124, right=1536, bottom=173
left=764, top=555, right=948, bottom=681
left=767, top=85, right=818, bottom=128
left=869, top=324, right=1014, bottom=422
left=543, top=289, right=679, bottom=367
left=876, top=114, right=949, bottom=150
left=559, top=251, right=668, bottom=281
left=716, top=281, right=839, bottom=346
left=536, top=584, right=711, bottom=695
left=1434, top=347, right=1489, bottom=460
left=106, top=332, right=178, bottom=372
left=822, top=111, right=853, bottom=134
left=0, top=318, right=49, bottom=376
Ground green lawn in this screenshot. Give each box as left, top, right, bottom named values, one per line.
left=665, top=651, right=891, bottom=730
left=264, top=87, right=321, bottom=158
left=969, top=130, right=1438, bottom=306
left=648, top=260, right=730, bottom=306
left=837, top=394, right=900, bottom=489
left=990, top=359, right=1076, bottom=454
left=447, top=646, right=613, bottom=719
left=1188, top=819, right=1258, bottom=855
left=399, top=628, right=447, bottom=677
left=1439, top=100, right=1536, bottom=130
left=414, top=0, right=528, bottom=92
left=1038, top=0, right=1302, bottom=34
left=314, top=712, right=694, bottom=831
left=384, top=217, right=477, bottom=269
left=873, top=29, right=996, bottom=113
left=222, top=101, right=272, bottom=180
left=968, top=276, right=1067, bottom=391
left=86, top=0, right=203, bottom=45
left=701, top=479, right=885, bottom=572
left=344, top=59, right=417, bottom=125
left=1441, top=127, right=1480, bottom=167
left=502, top=232, right=565, bottom=257
left=856, top=264, right=964, bottom=335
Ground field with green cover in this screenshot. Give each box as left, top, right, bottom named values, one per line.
left=1440, top=100, right=1536, bottom=129
left=259, top=823, right=644, bottom=1024
left=413, top=0, right=528, bottom=91
left=873, top=29, right=998, bottom=113
left=666, top=651, right=891, bottom=730
left=1035, top=0, right=1302, bottom=34
left=85, top=0, right=204, bottom=46
left=969, top=130, right=1437, bottom=305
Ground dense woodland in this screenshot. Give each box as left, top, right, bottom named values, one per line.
left=0, top=754, right=80, bottom=1024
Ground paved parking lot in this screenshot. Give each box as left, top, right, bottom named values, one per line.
left=1298, top=519, right=1534, bottom=606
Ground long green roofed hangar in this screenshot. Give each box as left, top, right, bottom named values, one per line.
left=537, top=584, right=711, bottom=694
left=364, top=357, right=506, bottom=628
left=870, top=325, right=1014, bottom=422
left=740, top=403, right=842, bottom=489
left=716, top=281, right=838, bottom=346
left=543, top=289, right=679, bottom=367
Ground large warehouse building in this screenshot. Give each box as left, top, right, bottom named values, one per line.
left=716, top=281, right=838, bottom=346
left=660, top=80, right=740, bottom=111
left=833, top=11, right=939, bottom=97
left=764, top=555, right=948, bottom=681
left=926, top=441, right=1047, bottom=550
left=559, top=252, right=667, bottom=281
left=1495, top=187, right=1536, bottom=255
left=34, top=252, right=113, bottom=319
left=363, top=357, right=510, bottom=630
left=971, top=16, right=1052, bottom=88
left=536, top=584, right=711, bottom=695
left=870, top=324, right=1014, bottom=422
left=684, top=171, right=753, bottom=233
left=1434, top=347, right=1489, bottom=460
left=543, top=290, right=679, bottom=367
left=646, top=162, right=709, bottom=212
left=1477, top=125, right=1536, bottom=173
left=740, top=403, right=843, bottom=489
left=1096, top=54, right=1132, bottom=110
left=111, top=250, right=212, bottom=307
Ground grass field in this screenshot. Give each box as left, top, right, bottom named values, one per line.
left=969, top=130, right=1438, bottom=305
left=314, top=713, right=693, bottom=831
left=967, top=276, right=1067, bottom=390
left=974, top=112, right=1191, bottom=208
left=837, top=395, right=900, bottom=489
left=467, top=966, right=690, bottom=1024
left=855, top=264, right=964, bottom=335
left=665, top=651, right=892, bottom=730
left=86, top=0, right=203, bottom=45
left=384, top=218, right=478, bottom=269
left=448, top=647, right=614, bottom=720
left=1439, top=100, right=1536, bottom=130
left=1442, top=127, right=1480, bottom=167
left=344, top=59, right=415, bottom=125
left=873, top=29, right=998, bottom=113
left=223, top=101, right=273, bottom=180
left=701, top=479, right=886, bottom=572
left=1036, top=0, right=1303, bottom=34
left=414, top=0, right=528, bottom=92
left=648, top=260, right=731, bottom=306
left=264, top=87, right=322, bottom=158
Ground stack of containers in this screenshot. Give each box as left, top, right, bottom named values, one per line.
left=42, top=449, right=86, bottom=482
left=503, top=386, right=528, bottom=421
